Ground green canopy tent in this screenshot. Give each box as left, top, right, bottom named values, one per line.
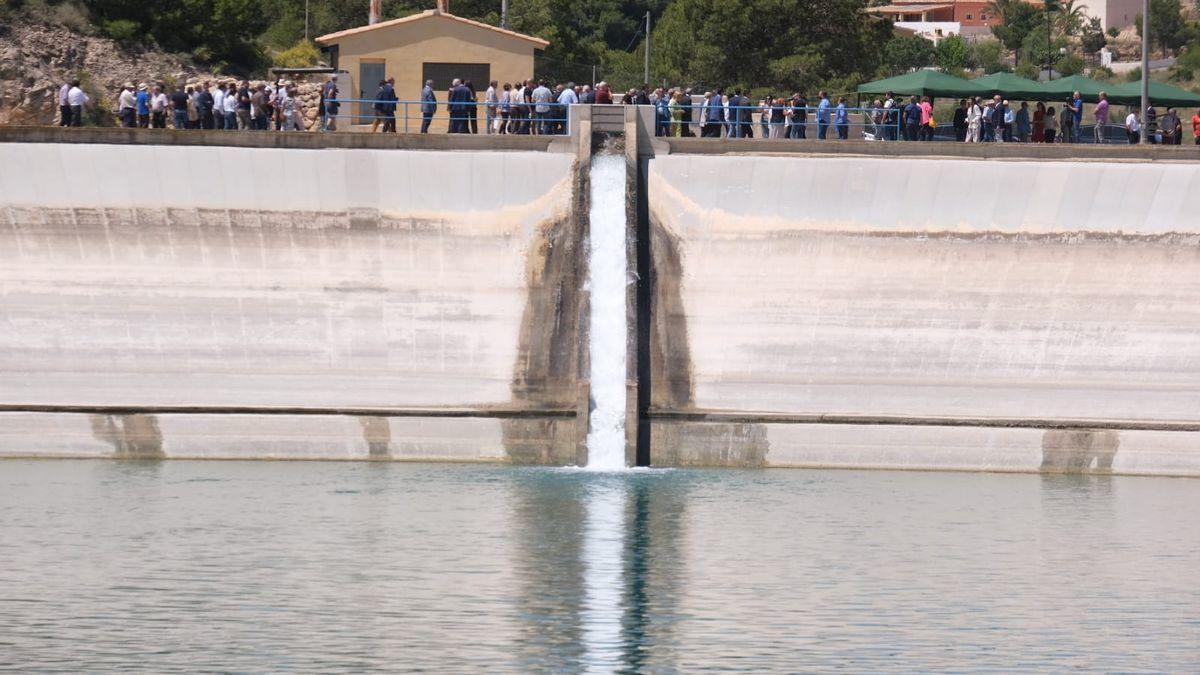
left=972, top=72, right=1043, bottom=100
left=1106, top=80, right=1200, bottom=108
left=1034, top=75, right=1108, bottom=103
left=856, top=70, right=988, bottom=100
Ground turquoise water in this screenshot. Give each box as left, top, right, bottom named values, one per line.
left=0, top=460, right=1197, bottom=672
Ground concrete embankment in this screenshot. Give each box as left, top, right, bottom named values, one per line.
left=645, top=152, right=1200, bottom=475
left=0, top=136, right=588, bottom=462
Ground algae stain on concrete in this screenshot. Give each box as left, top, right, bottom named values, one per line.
left=1040, top=429, right=1119, bottom=473
left=359, top=416, right=392, bottom=458
left=89, top=414, right=165, bottom=459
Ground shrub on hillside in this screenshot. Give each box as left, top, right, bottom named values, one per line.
left=273, top=39, right=320, bottom=68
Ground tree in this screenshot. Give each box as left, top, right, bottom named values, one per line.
left=882, top=35, right=935, bottom=75
left=651, top=0, right=891, bottom=92
left=935, top=35, right=969, bottom=71
left=971, top=38, right=1009, bottom=72
left=1080, top=17, right=1108, bottom=53
left=1019, top=22, right=1068, bottom=70
left=1056, top=0, right=1088, bottom=35
left=1136, top=0, right=1188, bottom=57
left=992, top=2, right=1043, bottom=64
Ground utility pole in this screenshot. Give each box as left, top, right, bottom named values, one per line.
left=304, top=0, right=309, bottom=41
left=501, top=0, right=508, bottom=28
left=643, top=11, right=651, bottom=85
left=1140, top=0, right=1150, bottom=143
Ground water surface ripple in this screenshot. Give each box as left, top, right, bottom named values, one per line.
left=0, top=461, right=1197, bottom=672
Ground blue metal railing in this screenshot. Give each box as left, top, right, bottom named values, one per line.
left=321, top=99, right=572, bottom=135
left=651, top=104, right=906, bottom=140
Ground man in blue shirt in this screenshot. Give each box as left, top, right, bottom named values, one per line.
left=904, top=96, right=922, bottom=141
left=420, top=80, right=437, bottom=134
left=816, top=91, right=831, bottom=139
left=1069, top=91, right=1084, bottom=143
left=448, top=78, right=472, bottom=133
left=703, top=89, right=723, bottom=137
left=135, top=84, right=150, bottom=128
left=835, top=96, right=849, bottom=139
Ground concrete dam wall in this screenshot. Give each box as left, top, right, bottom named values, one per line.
left=0, top=141, right=587, bottom=462
left=645, top=153, right=1200, bottom=474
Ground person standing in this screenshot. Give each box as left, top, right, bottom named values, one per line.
left=531, top=79, right=553, bottom=135
left=250, top=85, right=267, bottom=130
left=1161, top=107, right=1181, bottom=145
left=235, top=81, right=251, bottom=130
left=903, top=96, right=921, bottom=141
left=1058, top=101, right=1073, bottom=144
left=150, top=85, right=167, bottom=128
left=136, top=84, right=151, bottom=128
left=953, top=99, right=968, bottom=142
left=1032, top=101, right=1046, bottom=143
left=966, top=97, right=981, bottom=142
left=1192, top=107, right=1200, bottom=145
left=199, top=82, right=215, bottom=129
left=66, top=79, right=88, bottom=126
left=169, top=84, right=189, bottom=129
left=484, top=80, right=498, bottom=134
left=1124, top=108, right=1140, bottom=143
left=58, top=81, right=72, bottom=126
left=212, top=84, right=226, bottom=130
left=1145, top=104, right=1158, bottom=144
left=1094, top=92, right=1109, bottom=143
left=498, top=83, right=512, bottom=134
left=556, top=81, right=577, bottom=135
left=1043, top=106, right=1058, bottom=142
left=1069, top=91, right=1084, bottom=143
left=1016, top=102, right=1031, bottom=142
left=791, top=93, right=807, bottom=139
left=222, top=82, right=238, bottom=130
left=816, top=91, right=831, bottom=140
left=117, top=83, right=137, bottom=128
left=918, top=96, right=933, bottom=141
left=379, top=78, right=398, bottom=133
left=419, top=79, right=437, bottom=134
left=835, top=96, right=849, bottom=140
left=991, top=97, right=1007, bottom=142
left=187, top=85, right=201, bottom=129
left=322, top=76, right=340, bottom=131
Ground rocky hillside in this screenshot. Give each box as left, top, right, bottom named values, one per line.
left=1, top=18, right=330, bottom=130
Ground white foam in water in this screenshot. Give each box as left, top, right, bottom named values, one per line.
left=585, top=153, right=629, bottom=471
left=580, top=480, right=627, bottom=671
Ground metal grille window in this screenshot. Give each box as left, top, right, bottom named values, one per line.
left=422, top=63, right=491, bottom=90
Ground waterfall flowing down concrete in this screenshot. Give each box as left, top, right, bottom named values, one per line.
left=585, top=154, right=629, bottom=470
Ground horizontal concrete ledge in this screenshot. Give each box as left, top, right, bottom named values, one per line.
left=647, top=409, right=1200, bottom=432
left=0, top=404, right=574, bottom=419
left=662, top=137, right=1200, bottom=162
left=0, top=126, right=558, bottom=152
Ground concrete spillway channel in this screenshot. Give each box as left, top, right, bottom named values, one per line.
left=2, top=121, right=1200, bottom=476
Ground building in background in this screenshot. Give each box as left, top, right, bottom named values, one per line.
left=316, top=8, right=549, bottom=130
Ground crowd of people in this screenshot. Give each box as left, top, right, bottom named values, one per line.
left=53, top=75, right=1200, bottom=145
left=59, top=77, right=318, bottom=130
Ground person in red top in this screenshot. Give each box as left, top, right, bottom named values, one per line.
left=1192, top=108, right=1200, bottom=145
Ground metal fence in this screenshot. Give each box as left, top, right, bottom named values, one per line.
left=323, top=99, right=571, bottom=135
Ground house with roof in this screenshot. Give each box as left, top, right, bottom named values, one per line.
left=315, top=6, right=549, bottom=130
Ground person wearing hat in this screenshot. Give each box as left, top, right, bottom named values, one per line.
left=135, top=83, right=150, bottom=128
left=118, top=82, right=137, bottom=128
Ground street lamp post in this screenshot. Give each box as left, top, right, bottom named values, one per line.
left=1140, top=0, right=1150, bottom=143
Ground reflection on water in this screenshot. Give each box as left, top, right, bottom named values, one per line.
left=1, top=461, right=1198, bottom=672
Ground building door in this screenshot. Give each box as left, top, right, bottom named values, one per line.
left=359, top=61, right=386, bottom=123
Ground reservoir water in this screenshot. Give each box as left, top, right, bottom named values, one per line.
left=1, top=460, right=1197, bottom=671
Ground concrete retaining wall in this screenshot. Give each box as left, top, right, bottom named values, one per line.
left=0, top=142, right=587, bottom=462
left=646, top=153, right=1200, bottom=475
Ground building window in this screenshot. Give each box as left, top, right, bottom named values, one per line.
left=966, top=12, right=972, bottom=19
left=422, top=63, right=491, bottom=91
left=980, top=11, right=988, bottom=20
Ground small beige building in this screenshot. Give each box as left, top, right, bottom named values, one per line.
left=315, top=10, right=549, bottom=131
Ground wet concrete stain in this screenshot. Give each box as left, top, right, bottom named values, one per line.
left=89, top=414, right=164, bottom=459
left=503, top=162, right=588, bottom=466
left=647, top=214, right=769, bottom=467
left=359, top=416, right=392, bottom=458
left=1040, top=429, right=1120, bottom=473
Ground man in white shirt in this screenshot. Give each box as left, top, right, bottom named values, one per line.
left=149, top=85, right=168, bottom=128
left=531, top=79, right=553, bottom=135
left=484, top=80, right=498, bottom=134
left=555, top=81, right=577, bottom=134
left=117, top=82, right=137, bottom=128
left=222, top=82, right=238, bottom=130
left=212, top=84, right=225, bottom=130
left=58, top=82, right=71, bottom=126
left=66, top=80, right=88, bottom=127
left=1125, top=109, right=1141, bottom=144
